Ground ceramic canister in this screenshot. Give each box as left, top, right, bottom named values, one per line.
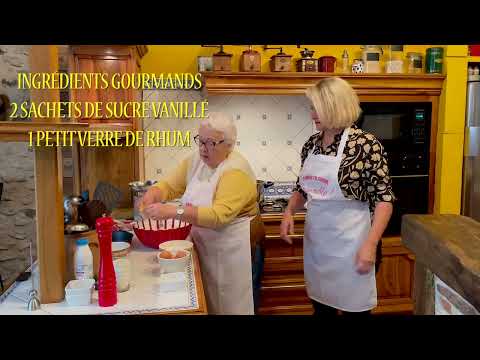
left=352, top=59, right=364, bottom=74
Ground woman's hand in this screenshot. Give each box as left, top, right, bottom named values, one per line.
left=280, top=211, right=295, bottom=245
left=139, top=187, right=163, bottom=213
left=355, top=241, right=377, bottom=274
left=143, top=203, right=176, bottom=221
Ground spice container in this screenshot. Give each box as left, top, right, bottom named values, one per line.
left=319, top=56, right=337, bottom=72
left=426, top=47, right=444, bottom=74
left=385, top=45, right=405, bottom=73
left=407, top=52, right=423, bottom=74
left=361, top=45, right=382, bottom=73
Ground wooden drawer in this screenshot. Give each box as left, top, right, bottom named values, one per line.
left=259, top=273, right=312, bottom=315
left=259, top=213, right=415, bottom=315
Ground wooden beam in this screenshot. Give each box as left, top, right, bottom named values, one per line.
left=28, top=46, right=60, bottom=122
left=33, top=146, right=65, bottom=303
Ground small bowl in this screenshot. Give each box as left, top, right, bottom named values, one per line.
left=158, top=240, right=194, bottom=252
left=112, top=230, right=133, bottom=244
left=156, top=249, right=190, bottom=274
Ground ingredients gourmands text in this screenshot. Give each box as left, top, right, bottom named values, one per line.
left=12, top=72, right=207, bottom=119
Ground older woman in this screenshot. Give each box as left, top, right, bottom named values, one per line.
left=280, top=77, right=394, bottom=315
left=141, top=112, right=262, bottom=315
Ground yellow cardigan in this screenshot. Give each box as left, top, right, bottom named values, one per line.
left=154, top=151, right=259, bottom=229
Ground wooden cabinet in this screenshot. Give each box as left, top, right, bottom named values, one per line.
left=69, top=45, right=145, bottom=123
left=258, top=213, right=415, bottom=315
left=68, top=45, right=147, bottom=207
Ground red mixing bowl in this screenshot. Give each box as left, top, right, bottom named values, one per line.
left=132, top=219, right=192, bottom=249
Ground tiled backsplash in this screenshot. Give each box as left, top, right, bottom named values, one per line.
left=143, top=89, right=316, bottom=182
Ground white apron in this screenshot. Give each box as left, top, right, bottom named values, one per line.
left=181, top=158, right=254, bottom=315
left=299, top=128, right=377, bottom=312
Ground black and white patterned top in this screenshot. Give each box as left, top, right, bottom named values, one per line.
left=295, top=125, right=395, bottom=213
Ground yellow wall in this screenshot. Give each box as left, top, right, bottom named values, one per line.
left=141, top=45, right=468, bottom=215
left=434, top=45, right=468, bottom=214
left=141, top=45, right=435, bottom=74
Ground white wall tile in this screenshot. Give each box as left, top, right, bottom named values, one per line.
left=143, top=90, right=316, bottom=182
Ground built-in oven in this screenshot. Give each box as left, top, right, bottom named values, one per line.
left=357, top=102, right=432, bottom=236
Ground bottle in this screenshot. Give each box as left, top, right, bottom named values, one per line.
left=341, top=49, right=349, bottom=73
left=74, top=238, right=93, bottom=280
left=96, top=216, right=117, bottom=307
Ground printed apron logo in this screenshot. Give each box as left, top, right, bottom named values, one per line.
left=301, top=175, right=333, bottom=197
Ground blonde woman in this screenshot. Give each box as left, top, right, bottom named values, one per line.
left=280, top=77, right=394, bottom=315
left=141, top=112, right=264, bottom=315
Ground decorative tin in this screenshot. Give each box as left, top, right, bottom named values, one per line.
left=426, top=47, right=444, bottom=74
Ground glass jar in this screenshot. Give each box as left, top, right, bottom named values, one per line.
left=407, top=52, right=423, bottom=74
left=361, top=45, right=382, bottom=73
left=385, top=45, right=405, bottom=73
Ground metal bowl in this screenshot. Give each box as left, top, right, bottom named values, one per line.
left=65, top=223, right=90, bottom=234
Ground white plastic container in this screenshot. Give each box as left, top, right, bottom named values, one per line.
left=65, top=279, right=95, bottom=306
left=74, top=238, right=93, bottom=280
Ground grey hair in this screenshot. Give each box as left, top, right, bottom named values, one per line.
left=199, top=112, right=237, bottom=148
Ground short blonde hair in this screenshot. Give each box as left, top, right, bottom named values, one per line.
left=306, top=77, right=362, bottom=129
left=199, top=111, right=237, bottom=148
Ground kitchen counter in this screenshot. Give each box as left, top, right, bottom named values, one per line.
left=0, top=236, right=208, bottom=315
left=402, top=214, right=480, bottom=314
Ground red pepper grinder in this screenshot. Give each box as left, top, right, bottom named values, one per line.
left=96, top=215, right=117, bottom=307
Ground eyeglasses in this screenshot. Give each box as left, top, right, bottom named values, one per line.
left=193, top=135, right=225, bottom=150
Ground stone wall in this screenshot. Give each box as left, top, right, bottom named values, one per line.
left=0, top=45, right=36, bottom=290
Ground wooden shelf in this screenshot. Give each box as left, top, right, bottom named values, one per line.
left=201, top=72, right=446, bottom=96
